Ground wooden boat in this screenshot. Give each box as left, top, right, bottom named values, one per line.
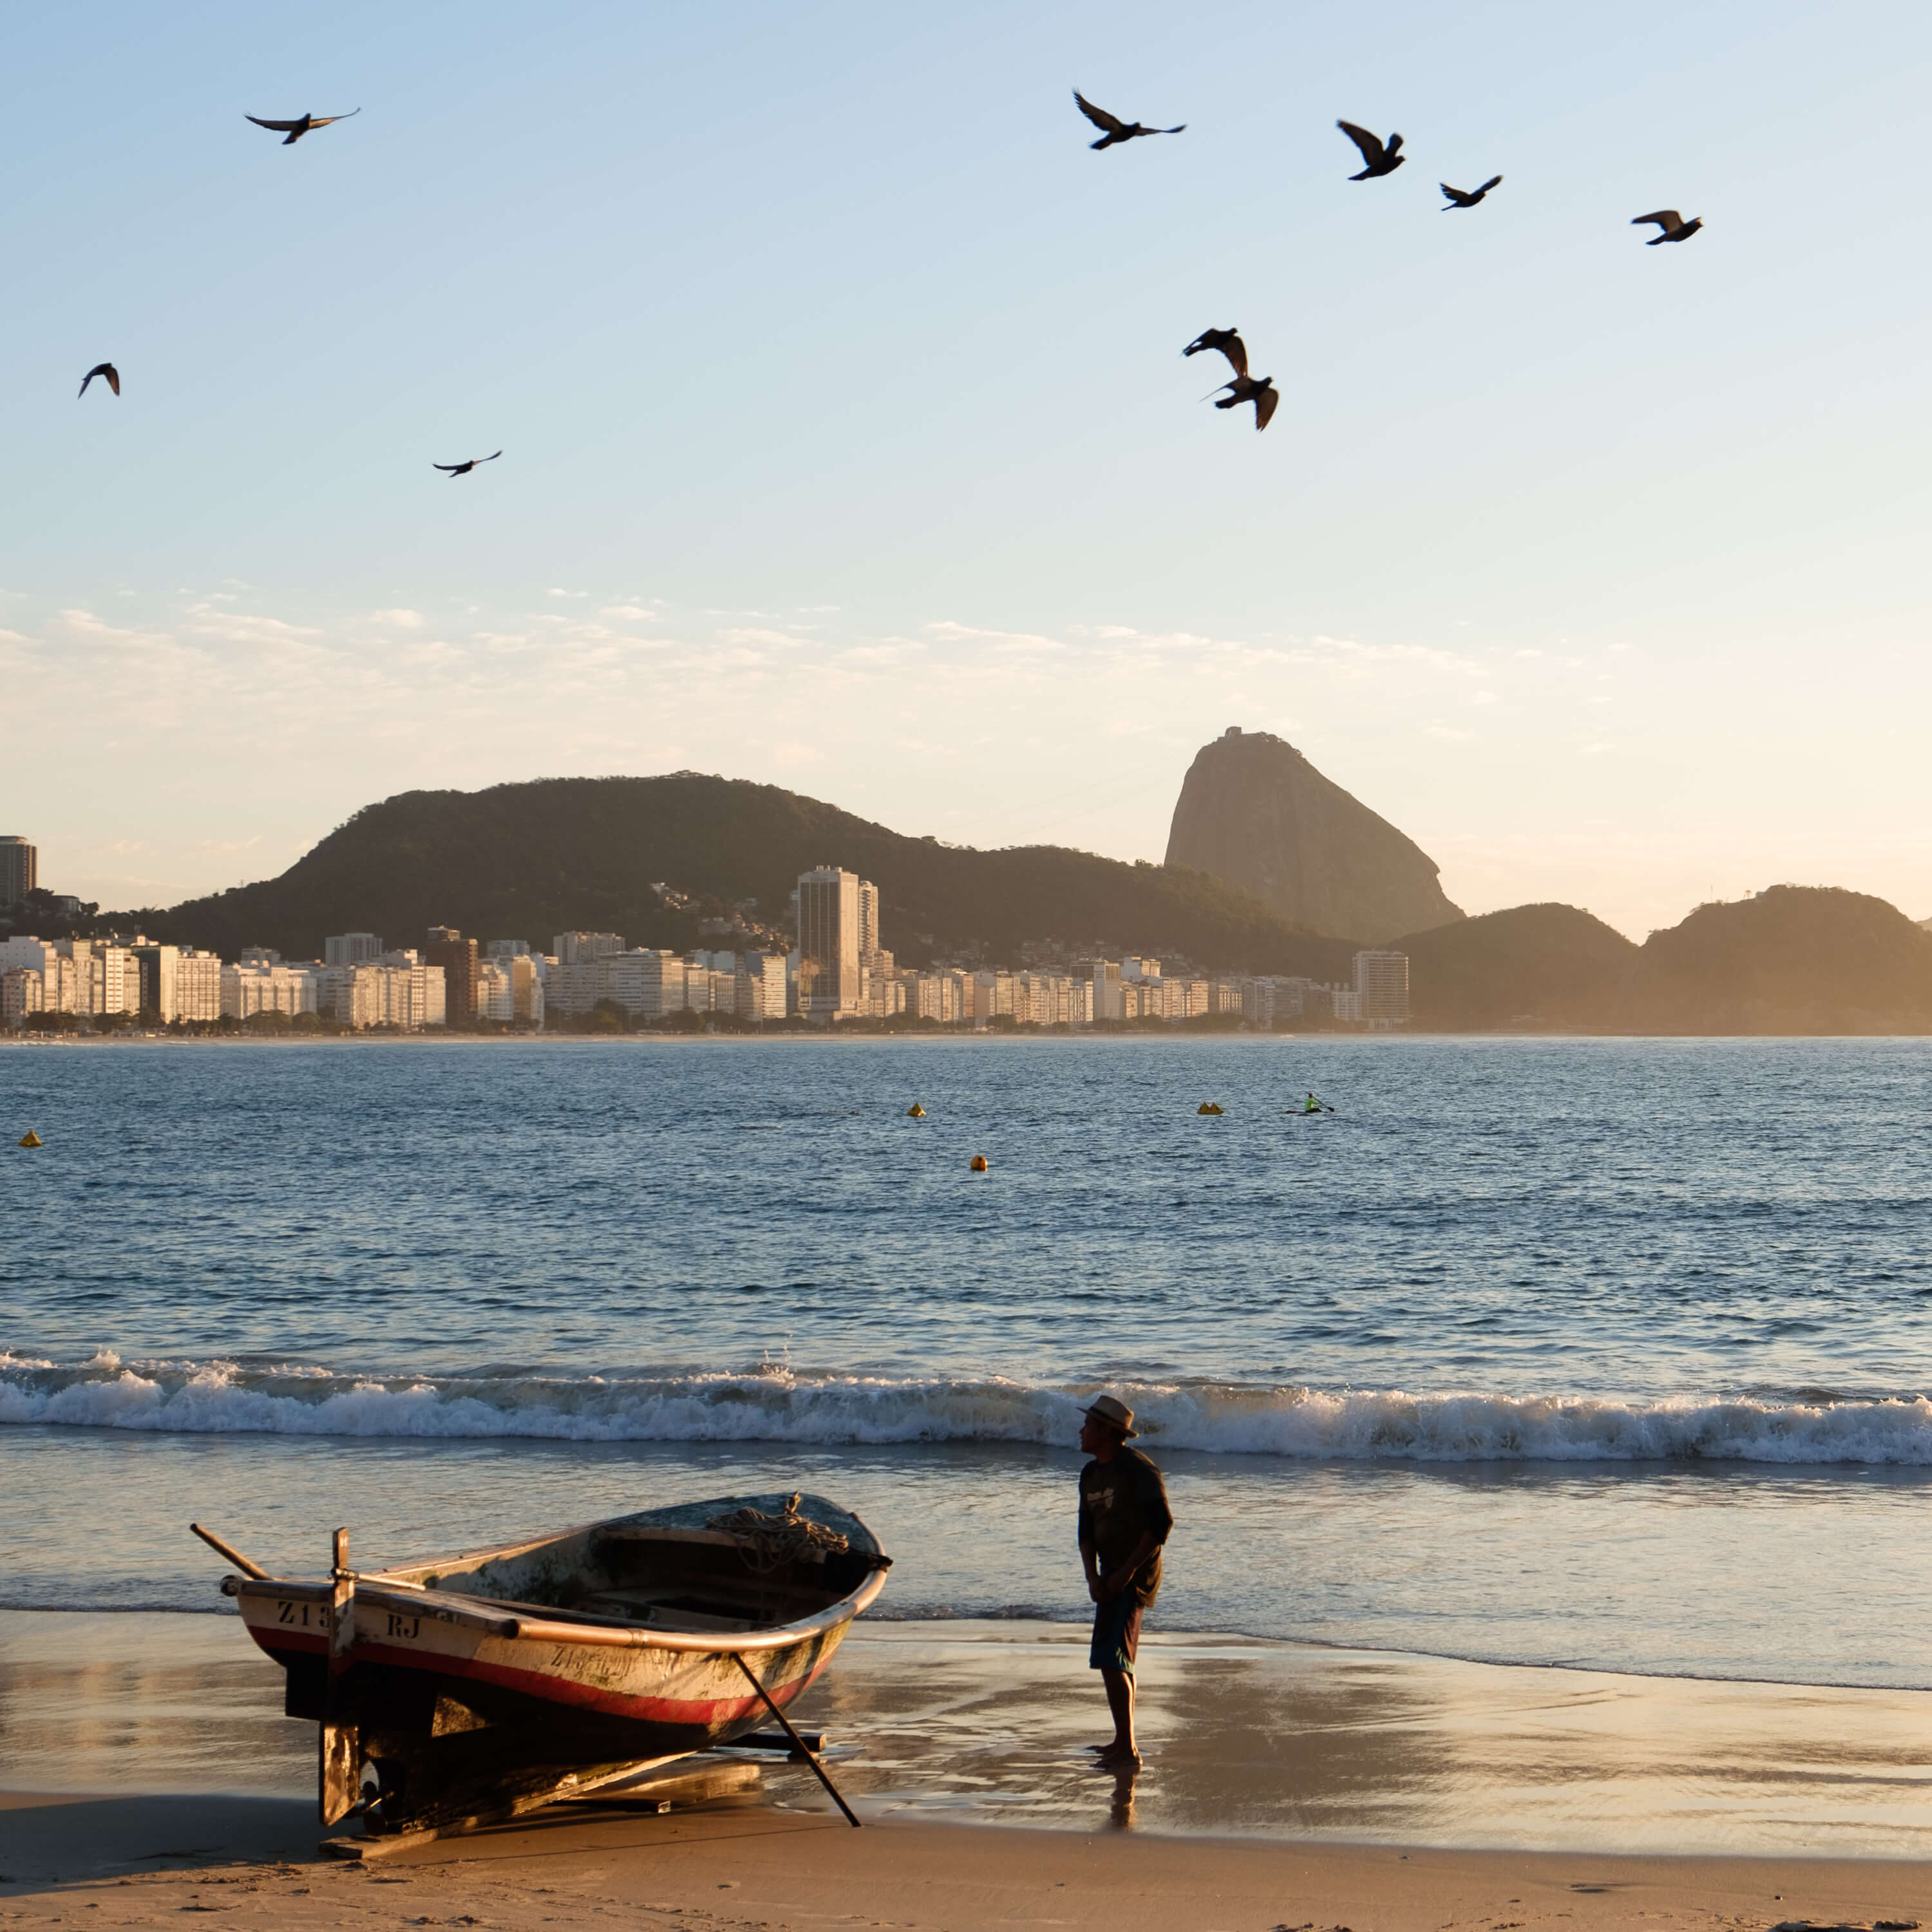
left=207, top=1492, right=889, bottom=1838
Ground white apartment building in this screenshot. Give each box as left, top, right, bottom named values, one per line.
left=553, top=931, right=626, bottom=965
left=222, top=961, right=321, bottom=1019
left=324, top=933, right=384, bottom=967
left=321, top=961, right=446, bottom=1028
left=1, top=967, right=44, bottom=1025
left=173, top=951, right=223, bottom=1023
left=737, top=952, right=787, bottom=1021
left=477, top=959, right=515, bottom=1023
left=598, top=949, right=687, bottom=1019
left=1352, top=949, right=1411, bottom=1024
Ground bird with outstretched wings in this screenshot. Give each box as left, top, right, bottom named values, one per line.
left=1631, top=209, right=1703, bottom=243
left=1073, top=90, right=1184, bottom=150
left=433, top=452, right=503, bottom=477
left=1337, top=120, right=1405, bottom=179
left=78, top=362, right=119, bottom=398
left=246, top=109, right=361, bottom=146
left=1212, top=374, right=1278, bottom=433
left=1183, top=328, right=1247, bottom=378
left=1441, top=175, right=1502, bottom=209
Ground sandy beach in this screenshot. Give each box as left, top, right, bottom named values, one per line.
left=5, top=1790, right=1932, bottom=1931
left=5, top=1610, right=1932, bottom=1929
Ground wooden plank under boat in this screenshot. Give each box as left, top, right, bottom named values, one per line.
left=216, top=1492, right=889, bottom=1836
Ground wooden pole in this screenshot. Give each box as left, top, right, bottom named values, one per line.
left=189, top=1521, right=275, bottom=1580
left=728, top=1653, right=860, bottom=1829
left=320, top=1527, right=360, bottom=1828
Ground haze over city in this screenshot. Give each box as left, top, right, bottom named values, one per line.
left=6, top=0, right=1930, bottom=935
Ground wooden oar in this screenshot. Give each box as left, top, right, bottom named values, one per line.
left=189, top=1521, right=276, bottom=1579
left=728, top=1653, right=860, bottom=1829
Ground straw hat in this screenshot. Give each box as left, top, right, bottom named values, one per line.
left=1082, top=1393, right=1139, bottom=1438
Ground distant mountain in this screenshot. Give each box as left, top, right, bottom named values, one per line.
left=1165, top=728, right=1463, bottom=943
left=1396, top=887, right=1932, bottom=1033
left=1623, top=886, right=1932, bottom=1034
left=138, top=773, right=1360, bottom=977
left=1393, top=904, right=1638, bottom=1030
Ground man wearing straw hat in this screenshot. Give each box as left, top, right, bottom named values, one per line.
left=1077, top=1392, right=1173, bottom=1768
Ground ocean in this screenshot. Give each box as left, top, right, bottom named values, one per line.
left=5, top=1034, right=1931, bottom=1690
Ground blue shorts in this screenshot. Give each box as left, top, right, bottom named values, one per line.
left=1090, top=1595, right=1144, bottom=1676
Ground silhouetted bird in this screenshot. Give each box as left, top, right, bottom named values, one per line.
left=433, top=452, right=502, bottom=477
left=1074, top=91, right=1184, bottom=150
left=1212, top=374, right=1278, bottom=432
left=245, top=109, right=361, bottom=146
left=1631, top=209, right=1703, bottom=245
left=77, top=363, right=119, bottom=398
left=1183, top=328, right=1247, bottom=377
left=1441, top=175, right=1502, bottom=209
left=1338, top=121, right=1405, bottom=179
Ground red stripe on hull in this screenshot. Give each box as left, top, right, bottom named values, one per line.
left=247, top=1627, right=826, bottom=1727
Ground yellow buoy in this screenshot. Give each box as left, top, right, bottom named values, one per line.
left=969, top=1154, right=988, bottom=1173
left=1197, top=1102, right=1224, bottom=1116
left=907, top=1103, right=926, bottom=1117
left=17, top=1130, right=43, bottom=1148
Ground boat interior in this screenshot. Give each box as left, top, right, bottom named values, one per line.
left=380, top=1492, right=888, bottom=1636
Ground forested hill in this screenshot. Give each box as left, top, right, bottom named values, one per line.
left=142, top=773, right=1363, bottom=975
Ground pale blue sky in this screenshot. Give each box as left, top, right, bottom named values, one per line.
left=5, top=0, right=1929, bottom=934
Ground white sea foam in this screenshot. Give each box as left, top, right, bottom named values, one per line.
left=3, top=1353, right=1931, bottom=1464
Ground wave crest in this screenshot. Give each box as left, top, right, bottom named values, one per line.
left=4, top=1354, right=1931, bottom=1464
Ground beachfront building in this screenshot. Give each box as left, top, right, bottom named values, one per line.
left=509, top=954, right=544, bottom=1025
left=222, top=960, right=322, bottom=1019
left=736, top=952, right=788, bottom=1021
left=324, top=933, right=384, bottom=966
left=477, top=958, right=515, bottom=1023
left=1353, top=949, right=1411, bottom=1025
left=1, top=967, right=44, bottom=1025
left=425, top=927, right=480, bottom=1025
left=553, top=931, right=625, bottom=964
left=598, top=948, right=688, bottom=1019
left=0, top=836, right=35, bottom=908
left=321, top=960, right=446, bottom=1028
left=795, top=867, right=870, bottom=1021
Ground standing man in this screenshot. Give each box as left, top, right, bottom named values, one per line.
left=1077, top=1393, right=1173, bottom=1768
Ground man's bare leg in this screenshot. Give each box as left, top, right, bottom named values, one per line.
left=1097, top=1666, right=1139, bottom=1764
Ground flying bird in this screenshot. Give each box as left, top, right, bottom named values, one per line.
left=1183, top=328, right=1247, bottom=378
left=1338, top=120, right=1405, bottom=179
left=433, top=451, right=502, bottom=477
left=1211, top=374, right=1278, bottom=433
left=77, top=363, right=119, bottom=398
left=1073, top=90, right=1184, bottom=150
left=1441, top=175, right=1502, bottom=209
left=1631, top=209, right=1703, bottom=244
left=245, top=109, right=361, bottom=146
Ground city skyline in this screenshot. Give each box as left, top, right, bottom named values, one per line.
left=5, top=3, right=1929, bottom=938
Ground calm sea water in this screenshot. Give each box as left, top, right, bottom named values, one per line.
left=4, top=1036, right=1931, bottom=1686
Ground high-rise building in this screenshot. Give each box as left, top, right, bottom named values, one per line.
left=795, top=867, right=867, bottom=1020
left=553, top=931, right=625, bottom=964
left=0, top=837, right=35, bottom=907
left=1352, top=949, right=1410, bottom=1024
left=425, top=927, right=480, bottom=1024
left=324, top=933, right=384, bottom=967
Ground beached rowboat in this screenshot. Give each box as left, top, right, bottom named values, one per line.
left=208, top=1492, right=889, bottom=1837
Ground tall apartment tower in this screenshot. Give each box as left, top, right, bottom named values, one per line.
left=795, top=867, right=868, bottom=1020
left=1352, top=949, right=1410, bottom=1024
left=425, top=925, right=480, bottom=1025
left=0, top=837, right=36, bottom=907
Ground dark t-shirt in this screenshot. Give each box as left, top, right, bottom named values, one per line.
left=1077, top=1446, right=1174, bottom=1609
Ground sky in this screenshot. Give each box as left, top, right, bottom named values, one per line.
left=5, top=0, right=1931, bottom=938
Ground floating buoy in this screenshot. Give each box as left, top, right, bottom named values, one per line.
left=17, top=1130, right=43, bottom=1148
left=969, top=1154, right=988, bottom=1173
left=1197, top=1102, right=1224, bottom=1116
left=907, top=1103, right=926, bottom=1117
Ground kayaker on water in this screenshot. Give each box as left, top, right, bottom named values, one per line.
left=1076, top=1393, right=1173, bottom=1771
left=1303, top=1092, right=1324, bottom=1113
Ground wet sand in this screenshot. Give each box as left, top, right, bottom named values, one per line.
left=5, top=1610, right=1932, bottom=1927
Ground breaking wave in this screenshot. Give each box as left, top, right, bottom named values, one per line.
left=5, top=1351, right=1932, bottom=1464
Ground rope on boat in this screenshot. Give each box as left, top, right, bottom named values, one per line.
left=707, top=1493, right=851, bottom=1573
